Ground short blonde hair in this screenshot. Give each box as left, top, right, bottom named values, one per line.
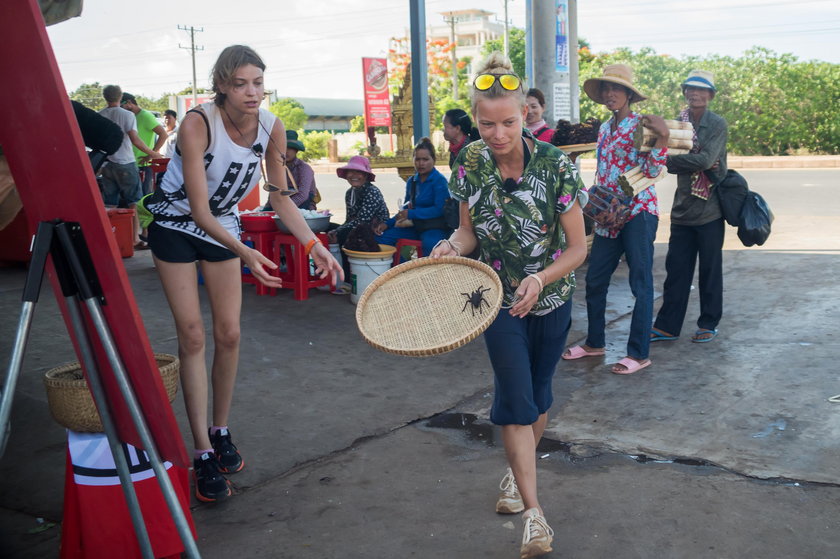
left=470, top=52, right=526, bottom=114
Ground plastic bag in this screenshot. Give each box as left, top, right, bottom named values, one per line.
left=737, top=191, right=774, bottom=247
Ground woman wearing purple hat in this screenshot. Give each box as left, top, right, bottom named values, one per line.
left=327, top=156, right=390, bottom=280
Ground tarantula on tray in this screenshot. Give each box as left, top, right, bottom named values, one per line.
left=461, top=286, right=491, bottom=316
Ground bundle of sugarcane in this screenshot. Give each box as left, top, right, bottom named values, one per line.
left=634, top=119, right=694, bottom=155
left=617, top=165, right=666, bottom=197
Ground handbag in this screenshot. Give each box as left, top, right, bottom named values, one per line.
left=582, top=183, right=633, bottom=232
left=715, top=169, right=748, bottom=227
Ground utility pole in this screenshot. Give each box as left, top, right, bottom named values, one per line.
left=528, top=0, right=579, bottom=123
left=178, top=25, right=204, bottom=109
left=442, top=12, right=460, bottom=100
left=409, top=0, right=430, bottom=143
left=503, top=0, right=511, bottom=57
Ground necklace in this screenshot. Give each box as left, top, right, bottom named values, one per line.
left=221, top=105, right=255, bottom=148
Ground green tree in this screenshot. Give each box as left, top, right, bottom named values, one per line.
left=480, top=27, right=526, bottom=79
left=69, top=82, right=106, bottom=110
left=269, top=98, right=308, bottom=130
left=298, top=130, right=332, bottom=162
left=350, top=115, right=365, bottom=132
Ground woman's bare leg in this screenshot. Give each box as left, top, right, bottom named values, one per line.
left=153, top=257, right=210, bottom=450
left=199, top=258, right=242, bottom=428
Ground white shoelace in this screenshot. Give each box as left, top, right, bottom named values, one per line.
left=522, top=512, right=554, bottom=546
left=499, top=468, right=519, bottom=497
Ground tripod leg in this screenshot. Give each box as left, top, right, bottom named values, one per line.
left=64, top=296, right=156, bottom=559
left=54, top=222, right=201, bottom=558
left=0, top=222, right=54, bottom=459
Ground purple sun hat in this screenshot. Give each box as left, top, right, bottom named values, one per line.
left=336, top=155, right=375, bottom=181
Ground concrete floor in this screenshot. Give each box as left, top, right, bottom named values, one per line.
left=1, top=169, right=839, bottom=558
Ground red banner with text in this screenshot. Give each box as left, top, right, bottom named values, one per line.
left=362, top=57, right=391, bottom=128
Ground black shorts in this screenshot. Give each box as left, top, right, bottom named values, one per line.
left=148, top=222, right=238, bottom=263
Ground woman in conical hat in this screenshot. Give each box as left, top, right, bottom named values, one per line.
left=563, top=63, right=669, bottom=375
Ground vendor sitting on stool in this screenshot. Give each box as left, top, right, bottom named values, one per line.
left=375, top=137, right=451, bottom=260
left=263, top=130, right=318, bottom=211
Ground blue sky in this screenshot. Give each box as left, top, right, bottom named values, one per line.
left=46, top=0, right=840, bottom=100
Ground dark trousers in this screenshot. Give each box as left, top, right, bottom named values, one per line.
left=654, top=218, right=724, bottom=336
left=585, top=212, right=658, bottom=360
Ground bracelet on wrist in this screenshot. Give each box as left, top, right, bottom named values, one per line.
left=528, top=272, right=545, bottom=292
left=304, top=238, right=322, bottom=256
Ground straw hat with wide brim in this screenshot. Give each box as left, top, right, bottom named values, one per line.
left=583, top=64, right=648, bottom=105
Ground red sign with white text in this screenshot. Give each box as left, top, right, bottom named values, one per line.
left=362, top=57, right=391, bottom=128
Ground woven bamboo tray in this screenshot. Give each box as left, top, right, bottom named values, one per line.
left=43, top=353, right=179, bottom=432
left=355, top=256, right=503, bottom=356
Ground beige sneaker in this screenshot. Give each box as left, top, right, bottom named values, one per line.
left=520, top=508, right=554, bottom=559
left=496, top=467, right=525, bottom=514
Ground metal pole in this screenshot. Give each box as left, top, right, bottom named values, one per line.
left=447, top=16, right=458, bottom=101
left=525, top=0, right=533, bottom=86
left=409, top=0, right=430, bottom=142
left=0, top=303, right=35, bottom=459
left=504, top=0, right=510, bottom=57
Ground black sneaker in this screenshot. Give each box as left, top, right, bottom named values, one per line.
left=193, top=452, right=231, bottom=503
left=209, top=428, right=244, bottom=474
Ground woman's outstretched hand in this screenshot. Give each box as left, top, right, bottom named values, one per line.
left=311, top=242, right=345, bottom=287
left=242, top=246, right=283, bottom=288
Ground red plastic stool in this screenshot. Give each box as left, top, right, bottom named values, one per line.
left=240, top=230, right=279, bottom=295
left=393, top=238, right=423, bottom=266
left=272, top=232, right=331, bottom=300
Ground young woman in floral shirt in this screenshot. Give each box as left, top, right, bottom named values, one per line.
left=431, top=53, right=587, bottom=559
left=562, top=64, right=670, bottom=375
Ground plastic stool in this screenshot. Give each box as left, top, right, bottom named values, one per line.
left=393, top=238, right=423, bottom=266
left=240, top=230, right=279, bottom=295
left=272, top=232, right=331, bottom=300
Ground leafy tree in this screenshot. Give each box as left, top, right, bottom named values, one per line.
left=480, top=27, right=526, bottom=79
left=297, top=130, right=332, bottom=162
left=69, top=82, right=107, bottom=110
left=269, top=98, right=308, bottom=131
left=350, top=115, right=365, bottom=133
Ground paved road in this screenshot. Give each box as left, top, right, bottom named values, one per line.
left=1, top=168, right=838, bottom=558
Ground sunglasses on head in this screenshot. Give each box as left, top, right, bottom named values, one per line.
left=473, top=73, right=521, bottom=91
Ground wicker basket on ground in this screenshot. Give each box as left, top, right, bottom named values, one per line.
left=43, top=353, right=179, bottom=432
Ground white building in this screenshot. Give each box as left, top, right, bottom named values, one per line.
left=429, top=9, right=504, bottom=69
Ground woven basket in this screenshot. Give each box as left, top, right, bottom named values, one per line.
left=355, top=256, right=503, bottom=356
left=43, top=353, right=179, bottom=433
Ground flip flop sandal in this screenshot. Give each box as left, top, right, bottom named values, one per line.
left=611, top=357, right=651, bottom=375
left=650, top=329, right=678, bottom=342
left=692, top=329, right=718, bottom=343
left=562, top=345, right=606, bottom=360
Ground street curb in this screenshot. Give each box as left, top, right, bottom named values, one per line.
left=311, top=155, right=840, bottom=174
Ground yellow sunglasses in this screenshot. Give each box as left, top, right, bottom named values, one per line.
left=473, top=73, right=521, bottom=91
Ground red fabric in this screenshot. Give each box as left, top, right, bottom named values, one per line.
left=533, top=126, right=555, bottom=143
left=60, top=449, right=195, bottom=559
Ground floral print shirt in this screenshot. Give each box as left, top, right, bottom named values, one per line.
left=449, top=130, right=586, bottom=315
left=593, top=112, right=667, bottom=238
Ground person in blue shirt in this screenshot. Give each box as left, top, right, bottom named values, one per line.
left=375, top=137, right=451, bottom=258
